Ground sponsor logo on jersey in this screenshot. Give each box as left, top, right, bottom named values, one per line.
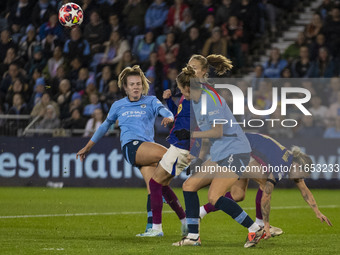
left=122, top=110, right=146, bottom=117
left=208, top=109, right=219, bottom=116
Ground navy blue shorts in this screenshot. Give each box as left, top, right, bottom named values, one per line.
left=122, top=140, right=144, bottom=167
left=216, top=153, right=250, bottom=177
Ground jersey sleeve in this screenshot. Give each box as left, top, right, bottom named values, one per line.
left=90, top=119, right=113, bottom=143
left=90, top=102, right=118, bottom=143
left=106, top=101, right=119, bottom=122
left=152, top=97, right=174, bottom=119
left=166, top=97, right=178, bottom=115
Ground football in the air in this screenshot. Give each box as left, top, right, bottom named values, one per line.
left=58, top=3, right=84, bottom=28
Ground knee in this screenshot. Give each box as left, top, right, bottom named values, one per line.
left=231, top=192, right=246, bottom=202
left=182, top=180, right=196, bottom=192
left=153, top=168, right=171, bottom=185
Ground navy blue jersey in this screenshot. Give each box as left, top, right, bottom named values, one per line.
left=166, top=96, right=190, bottom=150
left=246, top=133, right=293, bottom=182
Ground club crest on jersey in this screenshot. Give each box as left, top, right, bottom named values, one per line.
left=133, top=141, right=139, bottom=145
left=141, top=104, right=146, bottom=108
left=177, top=104, right=182, bottom=114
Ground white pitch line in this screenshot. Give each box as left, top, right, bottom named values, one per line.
left=0, top=205, right=338, bottom=219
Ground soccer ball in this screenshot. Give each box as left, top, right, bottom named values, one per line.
left=58, top=3, right=84, bottom=28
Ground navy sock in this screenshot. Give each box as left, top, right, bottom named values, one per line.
left=215, top=196, right=254, bottom=228
left=183, top=191, right=199, bottom=234
left=147, top=194, right=152, bottom=224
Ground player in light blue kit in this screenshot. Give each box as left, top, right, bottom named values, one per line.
left=200, top=133, right=332, bottom=238
left=76, top=65, right=186, bottom=230
left=172, top=54, right=265, bottom=248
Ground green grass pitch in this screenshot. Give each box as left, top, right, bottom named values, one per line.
left=0, top=187, right=339, bottom=255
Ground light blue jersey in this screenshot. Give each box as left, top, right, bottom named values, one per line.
left=91, top=95, right=173, bottom=148
left=192, top=90, right=251, bottom=162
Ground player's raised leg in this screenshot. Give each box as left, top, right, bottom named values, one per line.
left=135, top=142, right=167, bottom=232
left=200, top=178, right=249, bottom=218
left=137, top=145, right=188, bottom=237
left=252, top=179, right=283, bottom=237
left=207, top=176, right=265, bottom=248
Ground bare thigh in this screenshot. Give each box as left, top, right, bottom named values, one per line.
left=140, top=164, right=158, bottom=193
left=208, top=174, right=239, bottom=206
left=135, top=142, right=167, bottom=193
left=152, top=164, right=174, bottom=186
left=242, top=160, right=268, bottom=190
left=135, top=142, right=167, bottom=166
left=182, top=159, right=216, bottom=192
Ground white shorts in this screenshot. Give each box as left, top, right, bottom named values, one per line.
left=159, top=145, right=190, bottom=176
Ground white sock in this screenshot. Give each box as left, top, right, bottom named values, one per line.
left=248, top=222, right=260, bottom=233
left=255, top=218, right=264, bottom=227
left=152, top=223, right=162, bottom=232
left=180, top=218, right=187, bottom=225
left=199, top=206, right=207, bottom=219
left=187, top=233, right=199, bottom=239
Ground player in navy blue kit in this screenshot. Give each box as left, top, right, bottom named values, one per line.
left=171, top=55, right=265, bottom=248
left=136, top=65, right=195, bottom=237
left=199, top=133, right=332, bottom=238
left=76, top=65, right=187, bottom=231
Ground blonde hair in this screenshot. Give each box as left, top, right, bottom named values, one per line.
left=117, top=65, right=150, bottom=95
left=291, top=146, right=313, bottom=173
left=189, top=54, right=233, bottom=76
left=176, top=65, right=196, bottom=88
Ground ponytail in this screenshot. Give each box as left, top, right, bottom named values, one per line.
left=189, top=54, right=233, bottom=77
left=176, top=65, right=196, bottom=88
left=206, top=54, right=233, bottom=76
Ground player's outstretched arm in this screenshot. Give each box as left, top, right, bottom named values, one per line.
left=76, top=119, right=112, bottom=161
left=76, top=140, right=95, bottom=161
left=198, top=138, right=210, bottom=160
left=163, top=89, right=178, bottom=115
left=161, top=117, right=174, bottom=127
left=261, top=176, right=276, bottom=239
left=192, top=124, right=223, bottom=139
left=154, top=98, right=174, bottom=127
left=295, top=179, right=333, bottom=226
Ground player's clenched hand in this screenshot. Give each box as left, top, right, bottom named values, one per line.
left=174, top=129, right=190, bottom=140
left=264, top=224, right=271, bottom=239
left=317, top=213, right=333, bottom=226
left=161, top=117, right=174, bottom=127
left=76, top=147, right=90, bottom=161
left=163, top=89, right=172, bottom=100
left=187, top=154, right=195, bottom=163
